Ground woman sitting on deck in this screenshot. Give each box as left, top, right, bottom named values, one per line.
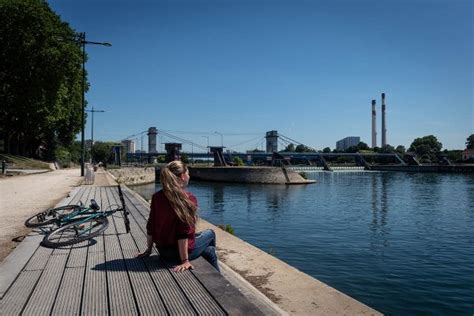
left=138, top=160, right=220, bottom=272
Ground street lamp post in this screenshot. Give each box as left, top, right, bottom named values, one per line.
left=78, top=32, right=111, bottom=176
left=85, top=106, right=105, bottom=163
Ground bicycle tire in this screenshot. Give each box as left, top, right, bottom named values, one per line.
left=41, top=216, right=109, bottom=248
left=24, top=205, right=81, bottom=228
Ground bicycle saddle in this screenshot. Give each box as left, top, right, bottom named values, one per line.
left=90, top=199, right=100, bottom=211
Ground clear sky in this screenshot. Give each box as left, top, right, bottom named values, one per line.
left=48, top=0, right=472, bottom=152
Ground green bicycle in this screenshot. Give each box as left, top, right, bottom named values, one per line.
left=27, top=185, right=130, bottom=248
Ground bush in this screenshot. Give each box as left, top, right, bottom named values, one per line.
left=233, top=157, right=244, bottom=166
left=54, top=147, right=71, bottom=168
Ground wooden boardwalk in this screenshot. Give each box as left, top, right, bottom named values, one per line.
left=0, top=185, right=263, bottom=315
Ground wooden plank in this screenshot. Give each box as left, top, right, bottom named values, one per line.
left=66, top=240, right=89, bottom=268
left=22, top=254, right=68, bottom=316
left=119, top=234, right=168, bottom=316
left=51, top=267, right=84, bottom=316
left=192, top=258, right=264, bottom=316
left=104, top=234, right=138, bottom=315
left=172, top=267, right=226, bottom=316
left=0, top=270, right=42, bottom=315
left=143, top=255, right=197, bottom=315
left=23, top=245, right=53, bottom=271
left=82, top=250, right=108, bottom=315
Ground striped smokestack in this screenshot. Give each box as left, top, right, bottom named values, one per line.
left=371, top=99, right=377, bottom=148
left=381, top=93, right=387, bottom=147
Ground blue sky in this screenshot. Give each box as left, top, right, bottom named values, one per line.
left=49, top=0, right=472, bottom=152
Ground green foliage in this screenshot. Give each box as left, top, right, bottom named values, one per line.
left=322, top=147, right=331, bottom=153
left=157, top=155, right=166, bottom=163
left=396, top=145, right=406, bottom=154
left=379, top=144, right=395, bottom=153
left=181, top=154, right=189, bottom=164
left=466, top=134, right=474, bottom=149
left=92, top=142, right=114, bottom=163
left=281, top=143, right=295, bottom=152
left=0, top=0, right=85, bottom=158
left=295, top=144, right=316, bottom=152
left=409, top=135, right=442, bottom=161
left=54, top=146, right=71, bottom=167
left=442, top=150, right=462, bottom=162
left=233, top=156, right=244, bottom=166
left=217, top=224, right=235, bottom=235
left=345, top=142, right=369, bottom=153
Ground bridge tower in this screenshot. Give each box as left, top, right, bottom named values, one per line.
left=265, top=130, right=278, bottom=153
left=147, top=127, right=157, bottom=153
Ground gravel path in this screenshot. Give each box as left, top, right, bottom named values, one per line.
left=0, top=169, right=83, bottom=261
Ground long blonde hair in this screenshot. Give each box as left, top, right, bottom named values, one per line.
left=160, top=161, right=197, bottom=226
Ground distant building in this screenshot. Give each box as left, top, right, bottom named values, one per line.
left=121, top=139, right=136, bottom=154
left=462, top=149, right=474, bottom=161
left=336, top=136, right=360, bottom=151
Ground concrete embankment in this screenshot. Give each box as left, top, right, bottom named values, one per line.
left=107, top=167, right=155, bottom=185
left=189, top=166, right=315, bottom=184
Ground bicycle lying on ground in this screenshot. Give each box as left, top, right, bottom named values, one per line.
left=24, top=185, right=130, bottom=248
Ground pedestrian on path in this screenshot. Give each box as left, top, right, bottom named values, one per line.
left=137, top=161, right=219, bottom=272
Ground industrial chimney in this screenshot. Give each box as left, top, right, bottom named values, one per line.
left=371, top=100, right=377, bottom=148
left=381, top=93, right=387, bottom=147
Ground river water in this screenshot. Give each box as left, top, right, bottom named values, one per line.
left=131, top=171, right=474, bottom=315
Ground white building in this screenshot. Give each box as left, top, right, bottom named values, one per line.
left=336, top=136, right=360, bottom=151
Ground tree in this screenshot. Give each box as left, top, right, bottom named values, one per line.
left=295, top=144, right=316, bottom=153
left=233, top=156, right=244, bottom=166
left=0, top=0, right=85, bottom=158
left=380, top=144, right=395, bottom=153
left=357, top=142, right=369, bottom=151
left=322, top=147, right=331, bottom=153
left=92, top=142, right=113, bottom=163
left=466, top=134, right=474, bottom=149
left=281, top=143, right=295, bottom=152
left=396, top=145, right=406, bottom=154
left=409, top=135, right=442, bottom=161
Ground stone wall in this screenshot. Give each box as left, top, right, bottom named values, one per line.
left=107, top=167, right=155, bottom=185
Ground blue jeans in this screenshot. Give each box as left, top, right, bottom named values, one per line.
left=159, top=229, right=220, bottom=272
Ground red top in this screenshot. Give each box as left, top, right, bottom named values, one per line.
left=146, top=190, right=197, bottom=250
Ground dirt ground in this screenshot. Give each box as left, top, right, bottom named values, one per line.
left=0, top=169, right=83, bottom=262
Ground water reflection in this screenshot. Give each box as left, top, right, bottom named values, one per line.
left=370, top=173, right=389, bottom=248
left=211, top=185, right=225, bottom=213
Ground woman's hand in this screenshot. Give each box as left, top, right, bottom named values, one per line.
left=173, top=261, right=193, bottom=272
left=136, top=248, right=152, bottom=258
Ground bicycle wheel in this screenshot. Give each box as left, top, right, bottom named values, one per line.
left=25, top=205, right=80, bottom=228
left=41, top=217, right=109, bottom=248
